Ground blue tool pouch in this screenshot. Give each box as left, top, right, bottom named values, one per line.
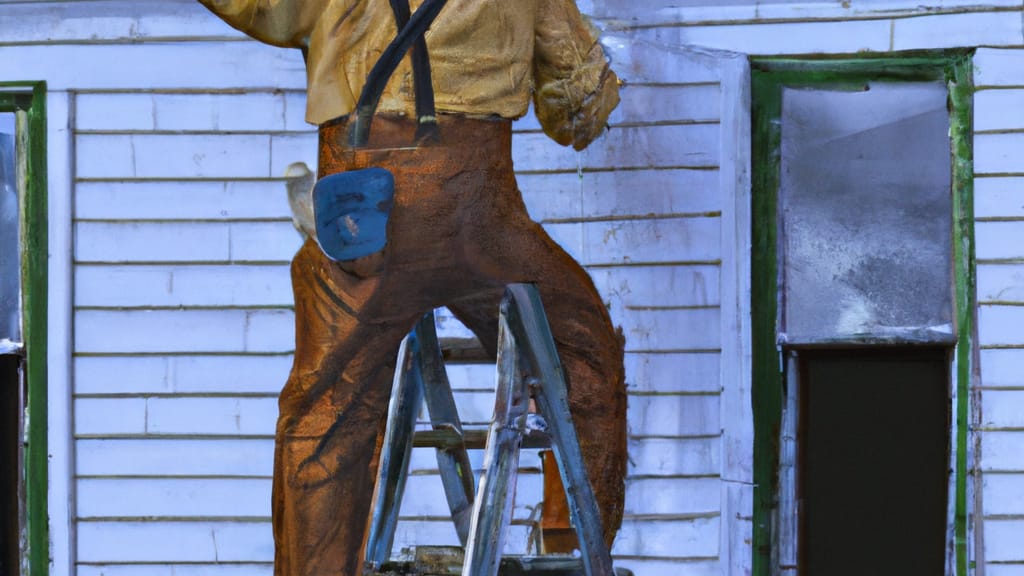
left=313, top=0, right=445, bottom=262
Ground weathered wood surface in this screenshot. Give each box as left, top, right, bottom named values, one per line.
left=6, top=1, right=1012, bottom=574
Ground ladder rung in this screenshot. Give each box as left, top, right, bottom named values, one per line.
left=439, top=336, right=493, bottom=363
left=412, top=428, right=551, bottom=450
left=378, top=548, right=634, bottom=576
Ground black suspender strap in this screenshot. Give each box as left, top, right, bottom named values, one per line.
left=349, top=0, right=447, bottom=147
left=388, top=0, right=439, bottom=142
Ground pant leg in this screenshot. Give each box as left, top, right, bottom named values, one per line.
left=449, top=205, right=627, bottom=549
left=273, top=240, right=421, bottom=576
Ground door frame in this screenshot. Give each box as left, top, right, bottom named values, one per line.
left=749, top=53, right=976, bottom=576
left=1, top=80, right=48, bottom=576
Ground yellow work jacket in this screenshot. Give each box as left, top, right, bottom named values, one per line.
left=200, top=0, right=620, bottom=149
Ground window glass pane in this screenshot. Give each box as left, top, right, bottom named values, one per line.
left=0, top=112, right=19, bottom=343
left=779, top=81, right=953, bottom=343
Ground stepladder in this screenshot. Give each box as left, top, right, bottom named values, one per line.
left=361, top=284, right=631, bottom=576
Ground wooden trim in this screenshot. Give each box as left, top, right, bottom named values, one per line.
left=749, top=52, right=975, bottom=576
left=718, top=53, right=754, bottom=576
left=948, top=53, right=977, bottom=576
left=749, top=63, right=783, bottom=576
left=1, top=80, right=48, bottom=576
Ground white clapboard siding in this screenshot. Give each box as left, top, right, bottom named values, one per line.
left=77, top=478, right=272, bottom=518
left=988, top=567, right=1024, bottom=576
left=625, top=477, right=721, bottom=515
left=974, top=43, right=1024, bottom=572
left=587, top=0, right=1022, bottom=26
left=74, top=397, right=278, bottom=437
left=0, top=0, right=247, bottom=44
left=976, top=91, right=1024, bottom=133
left=983, top=474, right=1024, bottom=516
left=986, top=520, right=1024, bottom=563
left=979, top=349, right=1024, bottom=389
left=977, top=221, right=1024, bottom=261
left=628, top=437, right=720, bottom=477
left=612, top=516, right=720, bottom=558
left=518, top=168, right=721, bottom=222
left=75, top=221, right=303, bottom=263
left=976, top=48, right=1024, bottom=87
left=74, top=309, right=295, bottom=354
left=67, top=51, right=314, bottom=571
left=514, top=124, right=719, bottom=173
left=621, top=308, right=721, bottom=352
left=56, top=1, right=730, bottom=569
left=629, top=395, right=720, bottom=438
left=77, top=133, right=272, bottom=179
left=75, top=264, right=294, bottom=308
left=77, top=521, right=274, bottom=563
left=614, top=559, right=718, bottom=576
left=983, top=431, right=1024, bottom=472
left=74, top=355, right=293, bottom=395
left=75, top=180, right=295, bottom=220
left=76, top=91, right=298, bottom=132
left=589, top=265, right=721, bottom=307
left=603, top=5, right=1024, bottom=55
left=976, top=133, right=1024, bottom=177
left=975, top=177, right=1024, bottom=219
left=545, top=217, right=721, bottom=267
left=78, top=565, right=273, bottom=576
left=0, top=42, right=307, bottom=92
left=981, top=390, right=1024, bottom=430
left=76, top=438, right=275, bottom=477
left=891, top=10, right=1023, bottom=50
left=624, top=352, right=720, bottom=393
left=978, top=306, right=1024, bottom=348
left=978, top=264, right=1024, bottom=304
left=36, top=2, right=1024, bottom=575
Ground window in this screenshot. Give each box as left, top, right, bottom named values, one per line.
left=751, top=55, right=975, bottom=576
left=0, top=83, right=47, bottom=576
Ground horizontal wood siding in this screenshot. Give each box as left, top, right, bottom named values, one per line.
left=70, top=81, right=305, bottom=575
left=4, top=1, right=1023, bottom=574
left=974, top=47, right=1024, bottom=575
left=47, top=0, right=728, bottom=572
left=511, top=36, right=727, bottom=572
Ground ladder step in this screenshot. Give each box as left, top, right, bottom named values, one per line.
left=377, top=547, right=634, bottom=576
left=412, top=428, right=551, bottom=450
left=439, top=336, right=492, bottom=363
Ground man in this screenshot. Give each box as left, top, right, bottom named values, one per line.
left=199, top=1, right=626, bottom=574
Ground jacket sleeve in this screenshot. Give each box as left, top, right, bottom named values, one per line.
left=533, top=0, right=620, bottom=151
left=198, top=0, right=331, bottom=48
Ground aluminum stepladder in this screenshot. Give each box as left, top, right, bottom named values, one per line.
left=362, top=283, right=629, bottom=576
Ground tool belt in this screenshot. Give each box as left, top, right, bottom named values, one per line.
left=314, top=0, right=448, bottom=262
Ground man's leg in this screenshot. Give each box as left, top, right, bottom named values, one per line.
left=272, top=240, right=420, bottom=576
left=449, top=217, right=627, bottom=549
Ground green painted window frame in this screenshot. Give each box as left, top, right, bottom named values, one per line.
left=1, top=81, right=48, bottom=576
left=750, top=53, right=975, bottom=576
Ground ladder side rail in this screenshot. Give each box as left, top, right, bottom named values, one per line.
left=462, top=309, right=529, bottom=576
left=364, top=332, right=426, bottom=572
left=504, top=284, right=615, bottom=576
left=415, top=313, right=476, bottom=545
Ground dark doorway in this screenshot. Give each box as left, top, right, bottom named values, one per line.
left=0, top=354, right=23, bottom=576
left=799, top=348, right=950, bottom=575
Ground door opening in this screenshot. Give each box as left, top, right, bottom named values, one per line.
left=798, top=348, right=949, bottom=575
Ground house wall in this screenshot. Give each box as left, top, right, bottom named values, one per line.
left=0, top=0, right=1022, bottom=575
left=595, top=2, right=1024, bottom=573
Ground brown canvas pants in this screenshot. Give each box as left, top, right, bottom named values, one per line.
left=272, top=114, right=626, bottom=576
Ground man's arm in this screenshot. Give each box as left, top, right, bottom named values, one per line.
left=199, top=0, right=331, bottom=48
left=532, top=0, right=620, bottom=151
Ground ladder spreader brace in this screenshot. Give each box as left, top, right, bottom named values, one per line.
left=362, top=283, right=629, bottom=576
